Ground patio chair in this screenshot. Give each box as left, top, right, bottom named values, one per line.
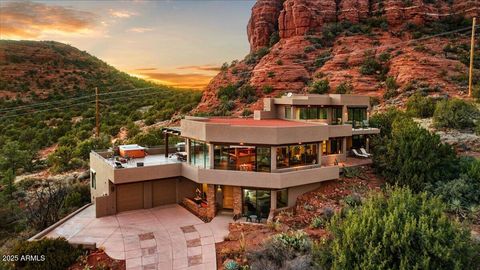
left=114, top=161, right=124, bottom=168
left=352, top=149, right=368, bottom=158
left=360, top=148, right=372, bottom=157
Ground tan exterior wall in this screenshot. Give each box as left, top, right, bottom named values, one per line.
left=287, top=182, right=325, bottom=207
left=181, top=119, right=330, bottom=145
left=90, top=152, right=115, bottom=202
left=113, top=163, right=182, bottom=184
left=182, top=163, right=339, bottom=189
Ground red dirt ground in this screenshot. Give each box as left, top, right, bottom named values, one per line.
left=68, top=249, right=125, bottom=270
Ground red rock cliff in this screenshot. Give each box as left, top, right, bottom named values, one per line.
left=194, top=0, right=479, bottom=116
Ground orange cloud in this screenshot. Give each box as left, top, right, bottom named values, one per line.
left=134, top=67, right=158, bottom=71
left=0, top=1, right=97, bottom=39
left=177, top=65, right=222, bottom=72
left=136, top=72, right=213, bottom=89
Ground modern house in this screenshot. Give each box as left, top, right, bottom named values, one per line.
left=90, top=94, right=380, bottom=220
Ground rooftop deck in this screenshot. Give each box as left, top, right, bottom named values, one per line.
left=93, top=147, right=183, bottom=169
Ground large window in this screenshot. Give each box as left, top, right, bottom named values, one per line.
left=189, top=140, right=209, bottom=168
left=276, top=143, right=318, bottom=169
left=243, top=189, right=271, bottom=218
left=331, top=107, right=343, bottom=125
left=348, top=107, right=367, bottom=128
left=214, top=145, right=256, bottom=171
left=285, top=106, right=292, bottom=119
left=330, top=138, right=343, bottom=154
left=256, top=147, right=271, bottom=172
left=299, top=107, right=328, bottom=120
left=91, top=170, right=96, bottom=189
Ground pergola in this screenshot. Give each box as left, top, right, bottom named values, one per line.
left=161, top=127, right=182, bottom=157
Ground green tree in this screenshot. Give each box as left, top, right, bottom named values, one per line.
left=1, top=169, right=16, bottom=200
left=315, top=187, right=479, bottom=270
left=309, top=79, right=330, bottom=94
left=406, top=93, right=436, bottom=118
left=373, top=117, right=458, bottom=192
left=0, top=141, right=30, bottom=173
left=433, top=98, right=479, bottom=129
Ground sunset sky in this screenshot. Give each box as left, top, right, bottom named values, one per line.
left=0, top=0, right=255, bottom=89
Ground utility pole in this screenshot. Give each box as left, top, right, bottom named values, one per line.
left=468, top=17, right=476, bottom=98
left=95, top=87, right=100, bottom=137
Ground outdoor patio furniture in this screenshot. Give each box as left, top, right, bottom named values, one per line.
left=247, top=214, right=258, bottom=222
left=352, top=149, right=369, bottom=158
left=360, top=148, right=372, bottom=157
left=114, top=162, right=124, bottom=168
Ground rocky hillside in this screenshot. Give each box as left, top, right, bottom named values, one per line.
left=194, top=0, right=479, bottom=116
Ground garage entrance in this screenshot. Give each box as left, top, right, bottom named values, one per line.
left=152, top=179, right=177, bottom=207
left=116, top=182, right=144, bottom=212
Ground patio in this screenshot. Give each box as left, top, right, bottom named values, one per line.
left=45, top=204, right=230, bottom=270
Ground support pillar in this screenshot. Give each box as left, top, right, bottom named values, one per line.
left=270, top=146, right=277, bottom=172
left=233, top=186, right=242, bottom=219
left=317, top=143, right=322, bottom=166
left=270, top=190, right=277, bottom=210
left=164, top=133, right=169, bottom=157
left=206, top=184, right=216, bottom=220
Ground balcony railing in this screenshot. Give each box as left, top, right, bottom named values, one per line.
left=346, top=120, right=369, bottom=129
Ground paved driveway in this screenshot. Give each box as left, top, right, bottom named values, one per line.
left=46, top=204, right=230, bottom=270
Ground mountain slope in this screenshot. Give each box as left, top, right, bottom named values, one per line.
left=194, top=0, right=479, bottom=116
left=0, top=40, right=201, bottom=172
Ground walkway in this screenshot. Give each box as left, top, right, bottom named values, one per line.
left=45, top=204, right=231, bottom=270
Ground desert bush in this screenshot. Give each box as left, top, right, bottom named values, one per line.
left=334, top=82, right=352, bottom=94
left=433, top=98, right=479, bottom=129
left=372, top=117, right=458, bottom=192
left=12, top=238, right=83, bottom=270
left=385, top=76, right=398, bottom=90
left=242, top=109, right=253, bottom=117
left=262, top=85, right=274, bottom=94
left=217, top=84, right=238, bottom=100
left=309, top=79, right=330, bottom=94
left=343, top=193, right=362, bottom=207
left=248, top=231, right=313, bottom=270
left=238, top=85, right=257, bottom=103
left=406, top=93, right=436, bottom=118
left=314, top=187, right=480, bottom=269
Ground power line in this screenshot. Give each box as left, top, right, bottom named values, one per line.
left=0, top=90, right=175, bottom=120
left=0, top=86, right=159, bottom=113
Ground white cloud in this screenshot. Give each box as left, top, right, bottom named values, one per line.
left=128, top=27, right=154, bottom=33
left=109, top=9, right=138, bottom=18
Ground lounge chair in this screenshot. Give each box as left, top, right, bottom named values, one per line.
left=360, top=148, right=372, bottom=157
left=352, top=149, right=368, bottom=158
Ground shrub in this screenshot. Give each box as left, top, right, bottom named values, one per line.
left=217, top=84, right=238, bottom=100
left=315, top=187, right=480, bottom=269
left=12, top=238, right=83, bottom=270
left=433, top=98, right=479, bottom=129
left=242, top=109, right=252, bottom=117
left=385, top=76, right=398, bottom=90
left=343, top=193, right=362, bottom=207
left=269, top=31, right=280, bottom=47
left=262, top=85, right=274, bottom=94
left=276, top=59, right=283, bottom=65
left=248, top=231, right=313, bottom=270
left=224, top=259, right=240, bottom=270
left=372, top=117, right=458, bottom=192
left=314, top=52, right=331, bottom=68
left=310, top=216, right=325, bottom=229
left=309, top=79, right=330, bottom=94
left=406, top=93, right=436, bottom=118
left=334, top=82, right=352, bottom=94
left=238, top=85, right=257, bottom=103
left=304, top=46, right=315, bottom=53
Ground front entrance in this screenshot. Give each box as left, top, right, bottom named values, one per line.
left=222, top=186, right=234, bottom=209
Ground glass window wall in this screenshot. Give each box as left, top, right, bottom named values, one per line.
left=276, top=143, right=318, bottom=169
left=256, top=147, right=271, bottom=172
left=276, top=189, right=288, bottom=208
left=189, top=140, right=209, bottom=168
left=243, top=189, right=271, bottom=218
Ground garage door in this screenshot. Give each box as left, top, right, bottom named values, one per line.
left=152, top=179, right=177, bottom=207
left=117, top=183, right=144, bottom=212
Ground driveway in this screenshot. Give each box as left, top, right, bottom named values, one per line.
left=45, top=204, right=230, bottom=270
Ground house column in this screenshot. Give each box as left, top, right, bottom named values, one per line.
left=185, top=138, right=190, bottom=161
left=366, top=137, right=370, bottom=152
left=233, top=186, right=242, bottom=219
left=342, top=137, right=347, bottom=154
left=208, top=144, right=214, bottom=169
left=270, top=146, right=277, bottom=172
left=317, top=142, right=322, bottom=166
left=270, top=190, right=277, bottom=210
left=164, top=133, right=169, bottom=157
left=206, top=184, right=216, bottom=220
left=342, top=105, right=349, bottom=124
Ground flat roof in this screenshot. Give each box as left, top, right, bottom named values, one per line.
left=205, top=118, right=314, bottom=127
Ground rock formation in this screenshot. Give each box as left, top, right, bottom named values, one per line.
left=194, top=0, right=479, bottom=116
